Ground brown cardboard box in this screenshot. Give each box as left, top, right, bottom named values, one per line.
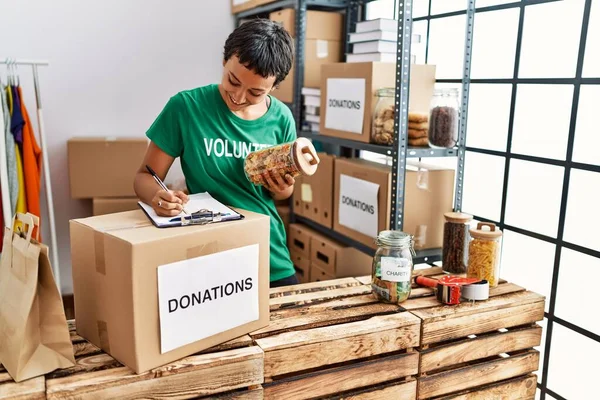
left=290, top=251, right=310, bottom=284
left=231, top=0, right=256, bottom=14
left=287, top=223, right=314, bottom=258
left=93, top=197, right=140, bottom=216
left=319, top=63, right=436, bottom=143
left=273, top=40, right=342, bottom=103
left=334, top=158, right=454, bottom=250
left=68, top=137, right=148, bottom=199
left=269, top=9, right=343, bottom=41
left=275, top=205, right=290, bottom=234
left=292, top=175, right=305, bottom=218
left=299, top=153, right=335, bottom=228
left=70, top=209, right=270, bottom=373
left=310, top=263, right=335, bottom=282
left=310, top=235, right=372, bottom=277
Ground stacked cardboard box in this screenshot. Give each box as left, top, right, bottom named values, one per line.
left=67, top=137, right=148, bottom=215
left=269, top=9, right=343, bottom=104
left=319, top=62, right=436, bottom=143
left=231, top=0, right=276, bottom=14
left=288, top=223, right=371, bottom=283
left=334, top=157, right=455, bottom=250
left=347, top=18, right=420, bottom=63
left=70, top=208, right=270, bottom=373
left=302, top=87, right=321, bottom=132
left=292, top=152, right=334, bottom=229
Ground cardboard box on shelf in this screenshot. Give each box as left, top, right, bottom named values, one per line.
left=299, top=153, right=335, bottom=228
left=70, top=209, right=270, bottom=373
left=231, top=0, right=276, bottom=14
left=272, top=40, right=342, bottom=104
left=275, top=205, right=290, bottom=234
left=310, top=262, right=335, bottom=282
left=292, top=176, right=305, bottom=218
left=287, top=223, right=314, bottom=258
left=290, top=251, right=310, bottom=284
left=269, top=9, right=343, bottom=41
left=319, top=63, right=436, bottom=143
left=68, top=137, right=148, bottom=199
left=333, top=158, right=454, bottom=250
left=93, top=197, right=140, bottom=216
left=310, top=234, right=372, bottom=278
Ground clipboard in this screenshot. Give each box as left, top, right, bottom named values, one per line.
left=138, top=192, right=244, bottom=228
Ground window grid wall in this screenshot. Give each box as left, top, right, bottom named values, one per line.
left=367, top=0, right=598, bottom=398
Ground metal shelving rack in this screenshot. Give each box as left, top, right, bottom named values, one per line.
left=233, top=0, right=474, bottom=263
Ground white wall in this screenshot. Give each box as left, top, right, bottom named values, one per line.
left=0, top=0, right=234, bottom=293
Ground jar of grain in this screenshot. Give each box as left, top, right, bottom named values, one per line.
left=442, top=212, right=473, bottom=274
left=428, top=88, right=459, bottom=149
left=467, top=222, right=503, bottom=287
left=372, top=230, right=415, bottom=304
left=244, top=138, right=320, bottom=186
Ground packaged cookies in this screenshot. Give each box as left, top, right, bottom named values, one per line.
left=372, top=88, right=396, bottom=145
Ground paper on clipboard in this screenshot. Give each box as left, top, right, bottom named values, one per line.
left=138, top=192, right=242, bottom=228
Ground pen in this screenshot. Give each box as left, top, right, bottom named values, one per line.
left=146, top=165, right=189, bottom=215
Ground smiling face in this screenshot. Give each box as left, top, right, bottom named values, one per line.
left=220, top=55, right=277, bottom=112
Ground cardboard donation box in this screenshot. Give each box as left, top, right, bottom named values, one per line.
left=270, top=9, right=343, bottom=103
left=297, top=153, right=335, bottom=228
left=310, top=262, right=335, bottom=282
left=320, top=63, right=436, bottom=143
left=288, top=223, right=314, bottom=258
left=310, top=234, right=372, bottom=278
left=68, top=137, right=148, bottom=198
left=93, top=197, right=140, bottom=216
left=334, top=158, right=454, bottom=250
left=290, top=251, right=310, bottom=284
left=70, top=209, right=270, bottom=373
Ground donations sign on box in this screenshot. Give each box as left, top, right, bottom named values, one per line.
left=157, top=244, right=260, bottom=353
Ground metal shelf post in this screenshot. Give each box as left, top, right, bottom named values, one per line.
left=293, top=0, right=308, bottom=130
left=389, top=0, right=413, bottom=231
left=454, top=0, right=476, bottom=212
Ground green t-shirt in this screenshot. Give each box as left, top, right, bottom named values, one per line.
left=146, top=84, right=296, bottom=282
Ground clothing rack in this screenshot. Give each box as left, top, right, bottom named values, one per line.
left=0, top=58, right=60, bottom=294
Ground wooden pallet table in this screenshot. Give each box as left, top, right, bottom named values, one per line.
left=357, top=267, right=545, bottom=400
left=255, top=277, right=421, bottom=400
left=1, top=267, right=544, bottom=400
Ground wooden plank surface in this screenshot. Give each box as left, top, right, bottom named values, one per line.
left=339, top=379, right=417, bottom=400
left=251, top=301, right=401, bottom=338
left=264, top=352, right=418, bottom=400
left=402, top=283, right=525, bottom=311
left=420, top=325, right=542, bottom=373
left=211, top=385, right=264, bottom=399
left=417, top=350, right=540, bottom=399
left=270, top=277, right=361, bottom=297
left=420, top=300, right=544, bottom=345
left=257, top=313, right=420, bottom=378
left=0, top=374, right=45, bottom=400
left=270, top=285, right=372, bottom=310
left=46, top=346, right=264, bottom=400
left=434, top=374, right=537, bottom=400
left=355, top=276, right=371, bottom=285
left=411, top=291, right=543, bottom=321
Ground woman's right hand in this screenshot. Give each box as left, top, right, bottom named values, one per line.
left=151, top=189, right=189, bottom=217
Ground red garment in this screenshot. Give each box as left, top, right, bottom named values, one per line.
left=18, top=87, right=42, bottom=241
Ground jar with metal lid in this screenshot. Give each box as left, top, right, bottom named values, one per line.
left=372, top=88, right=395, bottom=145
left=371, top=230, right=415, bottom=304
left=244, top=138, right=320, bottom=186
left=467, top=222, right=503, bottom=287
left=442, top=212, right=473, bottom=274
left=428, top=88, right=460, bottom=149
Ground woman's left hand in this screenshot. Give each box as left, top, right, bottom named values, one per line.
left=262, top=170, right=295, bottom=197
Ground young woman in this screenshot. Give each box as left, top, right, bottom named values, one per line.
left=134, top=19, right=298, bottom=288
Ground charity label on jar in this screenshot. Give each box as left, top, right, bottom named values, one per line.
left=380, top=257, right=411, bottom=282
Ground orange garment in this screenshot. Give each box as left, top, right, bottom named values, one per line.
left=18, top=87, right=42, bottom=240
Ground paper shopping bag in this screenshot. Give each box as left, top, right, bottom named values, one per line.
left=0, top=213, right=75, bottom=382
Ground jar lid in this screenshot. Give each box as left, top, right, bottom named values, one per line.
left=376, top=87, right=395, bottom=97
left=293, top=138, right=320, bottom=176
left=469, top=222, right=503, bottom=239
left=444, top=212, right=473, bottom=224
left=377, top=230, right=413, bottom=247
